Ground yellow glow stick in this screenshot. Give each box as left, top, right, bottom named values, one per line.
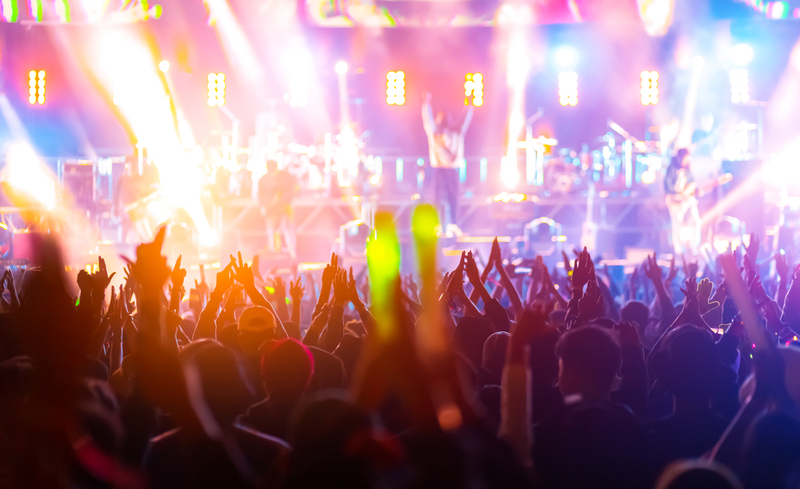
left=367, top=212, right=401, bottom=340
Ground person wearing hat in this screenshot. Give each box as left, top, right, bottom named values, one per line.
left=237, top=305, right=278, bottom=356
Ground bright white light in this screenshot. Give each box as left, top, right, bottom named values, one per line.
left=3, top=143, right=57, bottom=209
left=369, top=174, right=381, bottom=185
left=641, top=170, right=656, bottom=184
left=500, top=156, right=519, bottom=189
left=90, top=30, right=215, bottom=245
left=730, top=44, right=754, bottom=66
left=555, top=46, right=577, bottom=68
left=158, top=60, right=170, bottom=72
left=679, top=226, right=694, bottom=242
left=335, top=61, right=348, bottom=75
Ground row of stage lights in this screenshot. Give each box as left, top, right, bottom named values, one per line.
left=24, top=49, right=754, bottom=109
left=28, top=70, right=46, bottom=105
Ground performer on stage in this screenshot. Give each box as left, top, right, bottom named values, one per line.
left=257, top=159, right=298, bottom=259
left=422, top=93, right=473, bottom=237
left=664, top=148, right=701, bottom=255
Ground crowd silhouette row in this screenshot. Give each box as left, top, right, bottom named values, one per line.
left=1, top=227, right=799, bottom=489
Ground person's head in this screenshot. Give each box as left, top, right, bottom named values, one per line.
left=556, top=326, right=621, bottom=401
left=621, top=301, right=649, bottom=331
left=260, top=338, right=314, bottom=403
left=237, top=306, right=277, bottom=355
left=655, top=460, right=742, bottom=489
left=672, top=148, right=691, bottom=168
left=266, top=159, right=278, bottom=173
left=652, top=326, right=721, bottom=403
left=482, top=331, right=510, bottom=379
left=182, top=341, right=254, bottom=427
left=453, top=316, right=496, bottom=367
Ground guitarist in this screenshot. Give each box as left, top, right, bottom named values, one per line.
left=664, top=148, right=701, bottom=255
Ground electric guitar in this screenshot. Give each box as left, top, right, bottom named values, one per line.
left=665, top=173, right=733, bottom=218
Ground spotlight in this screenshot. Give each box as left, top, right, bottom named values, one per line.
left=28, top=70, right=45, bottom=105
left=464, top=73, right=483, bottom=107
left=158, top=60, right=170, bottom=73
left=640, top=70, right=659, bottom=106
left=729, top=68, right=749, bottom=104
left=729, top=44, right=754, bottom=66
left=207, top=72, right=226, bottom=106
left=386, top=71, right=405, bottom=105
left=335, top=61, right=348, bottom=75
left=554, top=46, right=577, bottom=68
left=558, top=71, right=577, bottom=107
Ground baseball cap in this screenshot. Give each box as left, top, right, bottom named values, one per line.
left=237, top=306, right=276, bottom=332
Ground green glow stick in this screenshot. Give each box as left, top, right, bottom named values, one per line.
left=367, top=212, right=401, bottom=340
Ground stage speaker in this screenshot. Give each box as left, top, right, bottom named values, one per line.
left=720, top=160, right=764, bottom=236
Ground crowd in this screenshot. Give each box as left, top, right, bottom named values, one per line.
left=1, top=226, right=799, bottom=489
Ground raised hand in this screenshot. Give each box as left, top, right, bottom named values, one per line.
left=697, top=277, right=719, bottom=314
left=405, top=274, right=419, bottom=298
left=333, top=269, right=349, bottom=306
left=577, top=278, right=604, bottom=322
left=345, top=268, right=361, bottom=304
left=271, top=276, right=287, bottom=300
left=230, top=252, right=255, bottom=289
left=290, top=277, right=305, bottom=302
left=643, top=253, right=662, bottom=283
left=572, top=247, right=595, bottom=290
left=508, top=308, right=550, bottom=363
left=489, top=237, right=503, bottom=269
left=665, top=254, right=678, bottom=284
left=464, top=251, right=482, bottom=287
left=170, top=255, right=186, bottom=290
left=132, top=227, right=170, bottom=292
left=212, top=262, right=235, bottom=300
left=775, top=252, right=790, bottom=282
left=562, top=250, right=573, bottom=273
left=322, top=253, right=339, bottom=287
left=92, top=256, right=116, bottom=291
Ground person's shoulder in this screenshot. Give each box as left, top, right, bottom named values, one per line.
left=234, top=423, right=292, bottom=453
left=149, top=427, right=181, bottom=446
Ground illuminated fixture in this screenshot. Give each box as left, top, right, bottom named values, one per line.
left=28, top=70, right=46, bottom=105
left=464, top=73, right=483, bottom=107
left=554, top=46, right=577, bottom=68
left=729, top=44, right=754, bottom=66
left=386, top=71, right=405, bottom=105
left=640, top=70, right=659, bottom=105
left=207, top=72, right=226, bottom=106
left=558, top=71, right=577, bottom=106
left=335, top=61, right=348, bottom=75
left=158, top=60, right=170, bottom=72
left=729, top=68, right=749, bottom=104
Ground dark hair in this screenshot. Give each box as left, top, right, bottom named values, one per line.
left=621, top=301, right=649, bottom=331
left=670, top=148, right=690, bottom=169
left=556, top=326, right=621, bottom=392
left=652, top=326, right=721, bottom=401
left=453, top=316, right=496, bottom=366
left=261, top=338, right=314, bottom=401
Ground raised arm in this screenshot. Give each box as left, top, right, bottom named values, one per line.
left=421, top=93, right=436, bottom=136
left=460, top=105, right=474, bottom=138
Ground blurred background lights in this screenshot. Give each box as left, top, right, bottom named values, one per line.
left=335, top=61, right=348, bottom=75
left=464, top=73, right=483, bottom=107
left=640, top=70, right=659, bottom=105
left=158, top=59, right=170, bottom=72
left=554, top=46, right=577, bottom=68
left=729, top=43, right=754, bottom=66
left=207, top=72, right=226, bottom=106
left=28, top=70, right=46, bottom=105
left=558, top=71, right=578, bottom=106
left=730, top=68, right=750, bottom=103
left=386, top=71, right=405, bottom=105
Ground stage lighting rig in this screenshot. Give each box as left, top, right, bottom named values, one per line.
left=207, top=72, right=226, bottom=106
left=558, top=71, right=577, bottom=107
left=386, top=71, right=405, bottom=105
left=729, top=68, right=749, bottom=104
left=640, top=71, right=659, bottom=105
left=464, top=73, right=483, bottom=107
left=28, top=70, right=45, bottom=105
